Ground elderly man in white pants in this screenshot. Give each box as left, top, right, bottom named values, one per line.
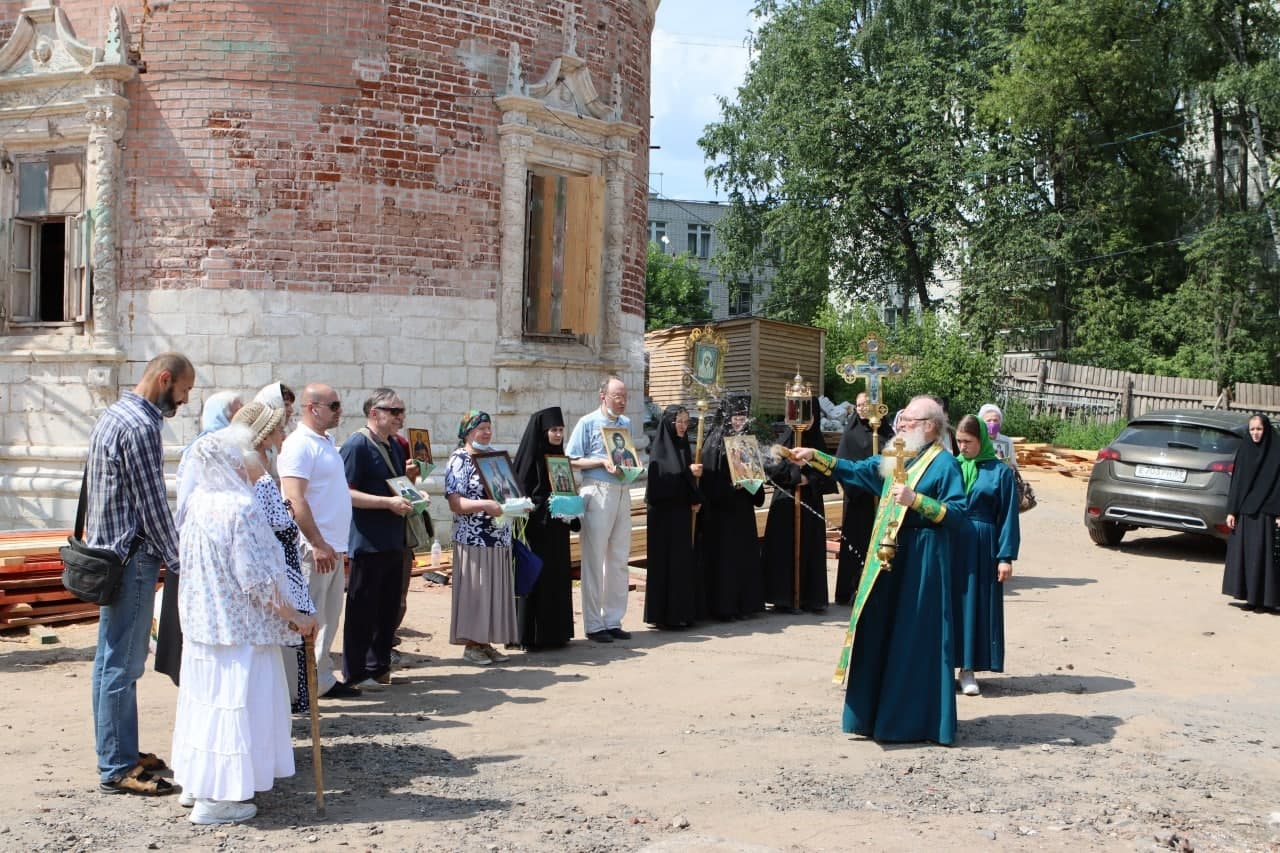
left=566, top=376, right=635, bottom=643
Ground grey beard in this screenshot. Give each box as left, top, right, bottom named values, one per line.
left=879, top=429, right=929, bottom=478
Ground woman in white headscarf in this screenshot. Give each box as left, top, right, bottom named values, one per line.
left=978, top=404, right=1017, bottom=469
left=170, top=426, right=316, bottom=826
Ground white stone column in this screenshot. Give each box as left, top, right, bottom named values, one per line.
left=84, top=84, right=129, bottom=352
left=497, top=125, right=534, bottom=352
left=601, top=146, right=632, bottom=363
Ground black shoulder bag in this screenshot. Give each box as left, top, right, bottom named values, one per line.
left=60, top=472, right=139, bottom=606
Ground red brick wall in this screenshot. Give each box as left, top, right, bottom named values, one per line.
left=26, top=0, right=651, bottom=316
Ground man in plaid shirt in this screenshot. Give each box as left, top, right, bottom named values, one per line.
left=87, top=352, right=194, bottom=796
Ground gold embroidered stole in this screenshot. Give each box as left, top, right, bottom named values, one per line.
left=832, top=442, right=946, bottom=685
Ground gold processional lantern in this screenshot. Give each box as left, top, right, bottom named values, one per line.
left=782, top=367, right=812, bottom=609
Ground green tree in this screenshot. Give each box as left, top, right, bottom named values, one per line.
left=644, top=243, right=713, bottom=331
left=701, top=0, right=1008, bottom=324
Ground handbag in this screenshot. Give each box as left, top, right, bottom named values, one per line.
left=512, top=537, right=544, bottom=596
left=362, top=428, right=432, bottom=552
left=60, top=472, right=139, bottom=606
left=1013, top=465, right=1037, bottom=513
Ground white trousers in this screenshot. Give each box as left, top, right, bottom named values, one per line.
left=578, top=480, right=633, bottom=634
left=283, top=543, right=345, bottom=696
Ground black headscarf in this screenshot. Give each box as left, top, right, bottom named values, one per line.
left=646, top=405, right=701, bottom=503
left=513, top=406, right=565, bottom=502
left=703, top=393, right=751, bottom=473
left=1227, top=414, right=1280, bottom=516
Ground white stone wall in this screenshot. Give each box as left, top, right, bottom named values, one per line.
left=0, top=288, right=646, bottom=534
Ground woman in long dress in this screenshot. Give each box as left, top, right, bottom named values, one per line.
left=700, top=393, right=766, bottom=619
left=511, top=406, right=576, bottom=650
left=1223, top=414, right=1280, bottom=612
left=446, top=411, right=517, bottom=664
left=952, top=415, right=1020, bottom=697
left=231, top=401, right=316, bottom=712
left=170, top=426, right=315, bottom=825
left=762, top=396, right=835, bottom=613
left=643, top=405, right=705, bottom=628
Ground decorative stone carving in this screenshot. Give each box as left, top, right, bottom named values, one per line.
left=0, top=3, right=136, bottom=351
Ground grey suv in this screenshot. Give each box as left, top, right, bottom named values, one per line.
left=1084, top=408, right=1252, bottom=546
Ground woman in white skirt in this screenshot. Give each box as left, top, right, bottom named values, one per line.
left=446, top=410, right=517, bottom=665
left=171, top=426, right=316, bottom=825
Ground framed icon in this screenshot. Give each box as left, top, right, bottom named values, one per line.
left=545, top=454, right=577, bottom=496
left=472, top=450, right=524, bottom=503
left=600, top=426, right=639, bottom=469
left=386, top=475, right=429, bottom=512
left=684, top=324, right=728, bottom=397
left=723, top=434, right=765, bottom=483
left=407, top=427, right=432, bottom=465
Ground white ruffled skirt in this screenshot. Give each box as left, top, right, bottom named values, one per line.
left=171, top=641, right=294, bottom=801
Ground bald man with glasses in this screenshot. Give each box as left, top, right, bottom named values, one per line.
left=279, top=384, right=358, bottom=699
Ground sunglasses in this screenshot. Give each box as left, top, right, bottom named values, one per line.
left=312, top=400, right=341, bottom=412
left=375, top=406, right=406, bottom=417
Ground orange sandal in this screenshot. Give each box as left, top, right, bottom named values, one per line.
left=99, top=763, right=175, bottom=796
left=137, top=752, right=168, bottom=772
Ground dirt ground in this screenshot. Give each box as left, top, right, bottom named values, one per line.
left=2, top=469, right=1279, bottom=853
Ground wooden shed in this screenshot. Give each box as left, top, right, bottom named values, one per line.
left=644, top=318, right=826, bottom=415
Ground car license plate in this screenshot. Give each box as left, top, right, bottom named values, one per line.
left=1134, top=464, right=1187, bottom=483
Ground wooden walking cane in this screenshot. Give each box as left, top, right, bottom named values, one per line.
left=303, top=635, right=325, bottom=817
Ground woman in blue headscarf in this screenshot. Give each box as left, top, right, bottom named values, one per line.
left=445, top=410, right=517, bottom=665
left=951, top=414, right=1020, bottom=697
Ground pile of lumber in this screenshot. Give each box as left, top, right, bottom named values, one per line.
left=0, top=530, right=97, bottom=631
left=1016, top=442, right=1098, bottom=478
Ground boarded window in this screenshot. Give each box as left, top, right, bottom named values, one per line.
left=523, top=171, right=604, bottom=342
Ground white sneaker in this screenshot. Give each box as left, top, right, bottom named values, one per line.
left=959, top=670, right=980, bottom=696
left=462, top=647, right=492, bottom=666
left=353, top=678, right=386, bottom=691
left=178, top=790, right=195, bottom=808
left=189, top=799, right=257, bottom=825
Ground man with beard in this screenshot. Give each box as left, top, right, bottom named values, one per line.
left=791, top=395, right=968, bottom=745
left=833, top=392, right=893, bottom=605
left=88, top=352, right=195, bottom=795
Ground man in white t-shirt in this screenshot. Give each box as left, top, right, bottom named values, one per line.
left=279, top=383, right=357, bottom=698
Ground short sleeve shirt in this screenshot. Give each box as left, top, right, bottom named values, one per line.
left=340, top=430, right=407, bottom=557
left=278, top=422, right=352, bottom=552
left=565, top=408, right=632, bottom=485
left=445, top=448, right=511, bottom=547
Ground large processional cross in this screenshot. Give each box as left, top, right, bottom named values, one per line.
left=836, top=333, right=909, bottom=454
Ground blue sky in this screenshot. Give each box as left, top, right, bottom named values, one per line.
left=650, top=0, right=759, bottom=201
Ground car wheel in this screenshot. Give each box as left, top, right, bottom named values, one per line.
left=1086, top=519, right=1126, bottom=547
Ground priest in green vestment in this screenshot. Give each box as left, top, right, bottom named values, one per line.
left=791, top=395, right=969, bottom=745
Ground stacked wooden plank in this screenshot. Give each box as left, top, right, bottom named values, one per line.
left=0, top=530, right=97, bottom=630
left=1015, top=442, right=1098, bottom=478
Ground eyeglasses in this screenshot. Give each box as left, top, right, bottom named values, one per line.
left=311, top=400, right=341, bottom=412
left=375, top=406, right=406, bottom=417
left=897, top=416, right=924, bottom=425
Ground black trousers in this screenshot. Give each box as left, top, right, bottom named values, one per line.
left=342, top=549, right=406, bottom=684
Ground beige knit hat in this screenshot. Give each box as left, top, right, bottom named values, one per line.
left=231, top=401, right=286, bottom=449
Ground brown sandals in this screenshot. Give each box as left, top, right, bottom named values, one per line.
left=136, top=752, right=168, bottom=772
left=99, top=762, right=175, bottom=796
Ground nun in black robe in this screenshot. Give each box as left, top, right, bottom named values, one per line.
left=762, top=396, right=836, bottom=613
left=643, top=405, right=705, bottom=629
left=833, top=404, right=893, bottom=605
left=1222, top=414, right=1280, bottom=611
left=511, top=406, right=576, bottom=649
left=700, top=393, right=766, bottom=619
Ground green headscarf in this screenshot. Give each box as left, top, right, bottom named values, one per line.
left=958, top=418, right=998, bottom=495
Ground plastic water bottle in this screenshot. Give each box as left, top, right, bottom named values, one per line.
left=430, top=539, right=442, bottom=570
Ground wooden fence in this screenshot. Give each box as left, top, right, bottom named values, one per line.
left=998, top=357, right=1280, bottom=421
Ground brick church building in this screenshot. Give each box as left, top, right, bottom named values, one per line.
left=0, top=0, right=658, bottom=527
